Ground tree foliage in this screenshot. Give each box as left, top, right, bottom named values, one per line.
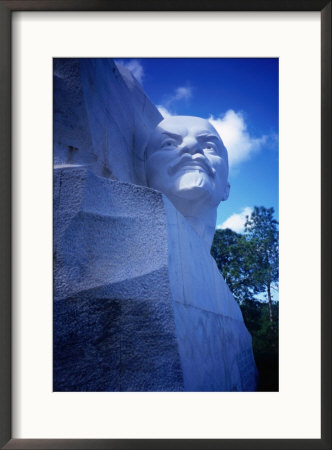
left=211, top=206, right=279, bottom=390
left=241, top=299, right=279, bottom=391
left=244, top=206, right=279, bottom=322
left=211, top=228, right=259, bottom=303
left=212, top=206, right=279, bottom=319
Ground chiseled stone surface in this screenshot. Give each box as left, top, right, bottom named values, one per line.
left=54, top=167, right=184, bottom=391
left=54, top=167, right=169, bottom=302
left=54, top=167, right=257, bottom=391
left=54, top=59, right=95, bottom=167
left=164, top=197, right=257, bottom=391
left=53, top=58, right=162, bottom=183
left=54, top=296, right=184, bottom=392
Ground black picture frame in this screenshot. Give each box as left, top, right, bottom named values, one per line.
left=0, top=1, right=331, bottom=449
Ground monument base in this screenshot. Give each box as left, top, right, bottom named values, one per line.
left=53, top=166, right=257, bottom=391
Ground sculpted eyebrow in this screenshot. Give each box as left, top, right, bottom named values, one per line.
left=196, top=133, right=220, bottom=142
left=160, top=131, right=182, bottom=141
left=197, top=134, right=223, bottom=153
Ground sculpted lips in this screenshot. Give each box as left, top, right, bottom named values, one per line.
left=168, top=154, right=216, bottom=177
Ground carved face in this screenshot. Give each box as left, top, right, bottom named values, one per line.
left=146, top=116, right=230, bottom=212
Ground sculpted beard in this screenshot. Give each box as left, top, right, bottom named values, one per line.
left=171, top=169, right=215, bottom=201
left=166, top=150, right=217, bottom=201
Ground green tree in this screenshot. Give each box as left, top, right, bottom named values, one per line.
left=211, top=228, right=260, bottom=303
left=240, top=299, right=279, bottom=391
left=211, top=207, right=279, bottom=390
left=244, top=206, right=279, bottom=322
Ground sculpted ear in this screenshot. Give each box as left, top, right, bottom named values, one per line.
left=221, top=182, right=230, bottom=201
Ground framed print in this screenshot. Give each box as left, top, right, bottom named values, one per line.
left=0, top=1, right=331, bottom=449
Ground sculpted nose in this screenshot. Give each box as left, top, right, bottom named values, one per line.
left=180, top=138, right=203, bottom=156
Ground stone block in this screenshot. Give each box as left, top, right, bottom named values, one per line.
left=53, top=167, right=257, bottom=391
left=53, top=58, right=162, bottom=183
left=54, top=167, right=184, bottom=391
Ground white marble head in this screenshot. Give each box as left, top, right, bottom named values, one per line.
left=146, top=116, right=230, bottom=218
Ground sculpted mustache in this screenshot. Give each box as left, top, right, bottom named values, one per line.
left=168, top=154, right=216, bottom=177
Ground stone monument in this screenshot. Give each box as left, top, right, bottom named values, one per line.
left=53, top=58, right=257, bottom=391
left=145, top=115, right=230, bottom=249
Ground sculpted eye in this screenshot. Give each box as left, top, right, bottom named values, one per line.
left=204, top=142, right=217, bottom=151
left=161, top=139, right=177, bottom=148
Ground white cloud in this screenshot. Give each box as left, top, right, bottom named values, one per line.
left=164, top=85, right=193, bottom=108
left=115, top=59, right=144, bottom=84
left=209, top=110, right=267, bottom=168
left=217, top=206, right=253, bottom=233
left=174, top=86, right=192, bottom=101
left=157, top=105, right=173, bottom=118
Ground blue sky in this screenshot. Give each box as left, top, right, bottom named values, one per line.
left=118, top=58, right=279, bottom=232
